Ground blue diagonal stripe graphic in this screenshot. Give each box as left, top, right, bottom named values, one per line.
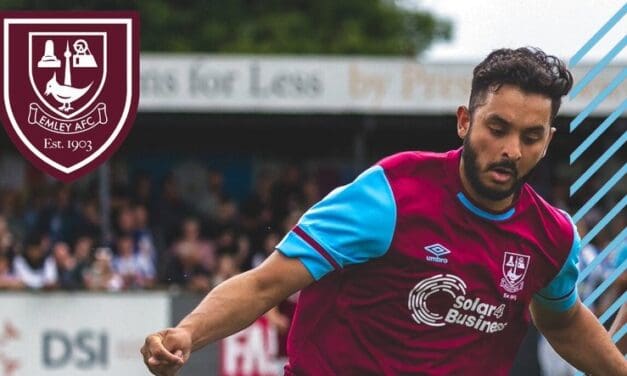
left=570, top=8, right=625, bottom=373
left=581, top=195, right=627, bottom=247
left=570, top=68, right=627, bottom=132
left=571, top=132, right=627, bottom=196
left=570, top=34, right=627, bottom=99
left=613, top=323, right=627, bottom=343
left=600, top=291, right=627, bottom=325
left=572, top=163, right=627, bottom=223
left=569, top=3, right=627, bottom=67
left=583, top=258, right=626, bottom=307
left=579, top=228, right=626, bottom=282
left=571, top=99, right=627, bottom=163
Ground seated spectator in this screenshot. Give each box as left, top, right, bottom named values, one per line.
left=73, top=235, right=94, bottom=279
left=84, top=247, right=123, bottom=291
left=270, top=164, right=304, bottom=223
left=75, top=199, right=101, bottom=239
left=163, top=242, right=211, bottom=292
left=131, top=172, right=154, bottom=209
left=113, top=234, right=155, bottom=289
left=207, top=198, right=239, bottom=238
left=0, top=214, right=16, bottom=266
left=197, top=168, right=226, bottom=222
left=301, top=178, right=321, bottom=209
left=133, top=203, right=158, bottom=268
left=52, top=241, right=83, bottom=290
left=157, top=174, right=193, bottom=246
left=0, top=253, right=23, bottom=289
left=172, top=217, right=216, bottom=273
left=13, top=233, right=57, bottom=290
left=115, top=205, right=137, bottom=238
left=37, top=184, right=80, bottom=244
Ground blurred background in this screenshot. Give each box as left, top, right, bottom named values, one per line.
left=0, top=1, right=625, bottom=375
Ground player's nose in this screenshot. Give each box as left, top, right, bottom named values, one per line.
left=501, top=136, right=522, bottom=161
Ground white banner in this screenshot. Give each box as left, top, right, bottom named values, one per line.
left=0, top=292, right=169, bottom=376
left=139, top=54, right=625, bottom=115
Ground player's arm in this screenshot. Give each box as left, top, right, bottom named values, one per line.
left=141, top=251, right=313, bottom=376
left=609, top=303, right=627, bottom=354
left=531, top=212, right=626, bottom=375
left=141, top=164, right=395, bottom=376
left=180, top=250, right=313, bottom=348
left=531, top=299, right=626, bottom=375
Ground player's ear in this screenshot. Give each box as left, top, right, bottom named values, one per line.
left=456, top=106, right=471, bottom=139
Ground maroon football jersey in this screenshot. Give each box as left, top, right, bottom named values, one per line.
left=277, top=148, right=579, bottom=375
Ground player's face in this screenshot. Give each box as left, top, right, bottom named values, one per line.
left=457, top=84, right=555, bottom=206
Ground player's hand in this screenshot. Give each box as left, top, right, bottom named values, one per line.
left=141, top=328, right=191, bottom=376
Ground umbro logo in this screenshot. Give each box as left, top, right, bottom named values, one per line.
left=424, top=243, right=451, bottom=264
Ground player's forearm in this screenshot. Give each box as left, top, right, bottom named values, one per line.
left=176, top=270, right=282, bottom=351
left=539, top=304, right=626, bottom=375
left=608, top=304, right=627, bottom=355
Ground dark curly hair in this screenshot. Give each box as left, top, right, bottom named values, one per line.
left=469, top=47, right=573, bottom=121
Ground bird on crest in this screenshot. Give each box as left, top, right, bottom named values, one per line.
left=44, top=72, right=93, bottom=112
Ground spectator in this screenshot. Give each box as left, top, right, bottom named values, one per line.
left=84, top=247, right=123, bottom=291
left=37, top=185, right=80, bottom=244
left=172, top=217, right=216, bottom=272
left=163, top=242, right=211, bottom=292
left=115, top=205, right=137, bottom=238
left=0, top=214, right=16, bottom=264
left=157, top=174, right=193, bottom=246
left=75, top=198, right=101, bottom=239
left=114, top=234, right=156, bottom=289
left=203, top=169, right=227, bottom=219
left=240, top=170, right=275, bottom=251
left=301, top=178, right=321, bottom=209
left=13, top=233, right=57, bottom=290
left=73, top=235, right=94, bottom=279
left=207, top=198, right=239, bottom=237
left=52, top=241, right=83, bottom=290
left=215, top=227, right=238, bottom=256
left=270, top=164, right=304, bottom=223
left=0, top=253, right=23, bottom=289
left=131, top=172, right=154, bottom=209
left=133, top=204, right=159, bottom=276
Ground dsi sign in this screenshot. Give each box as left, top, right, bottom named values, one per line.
left=0, top=293, right=169, bottom=376
left=42, top=330, right=108, bottom=370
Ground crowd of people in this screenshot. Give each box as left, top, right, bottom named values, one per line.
left=0, top=161, right=327, bottom=293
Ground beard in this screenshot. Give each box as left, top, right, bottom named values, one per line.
left=462, top=135, right=533, bottom=202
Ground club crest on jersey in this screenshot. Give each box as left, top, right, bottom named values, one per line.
left=500, top=252, right=530, bottom=295
left=0, top=12, right=139, bottom=181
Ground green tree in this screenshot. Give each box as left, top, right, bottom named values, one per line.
left=2, top=0, right=451, bottom=55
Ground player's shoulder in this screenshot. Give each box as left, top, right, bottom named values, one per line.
left=521, top=184, right=575, bottom=236
left=377, top=149, right=457, bottom=178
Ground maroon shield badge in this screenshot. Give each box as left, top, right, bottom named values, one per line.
left=500, top=251, right=531, bottom=294
left=0, top=12, right=139, bottom=181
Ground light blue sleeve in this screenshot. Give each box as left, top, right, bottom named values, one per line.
left=533, top=211, right=580, bottom=312
left=276, top=165, right=397, bottom=280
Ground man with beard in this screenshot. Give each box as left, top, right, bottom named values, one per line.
left=141, top=48, right=627, bottom=375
